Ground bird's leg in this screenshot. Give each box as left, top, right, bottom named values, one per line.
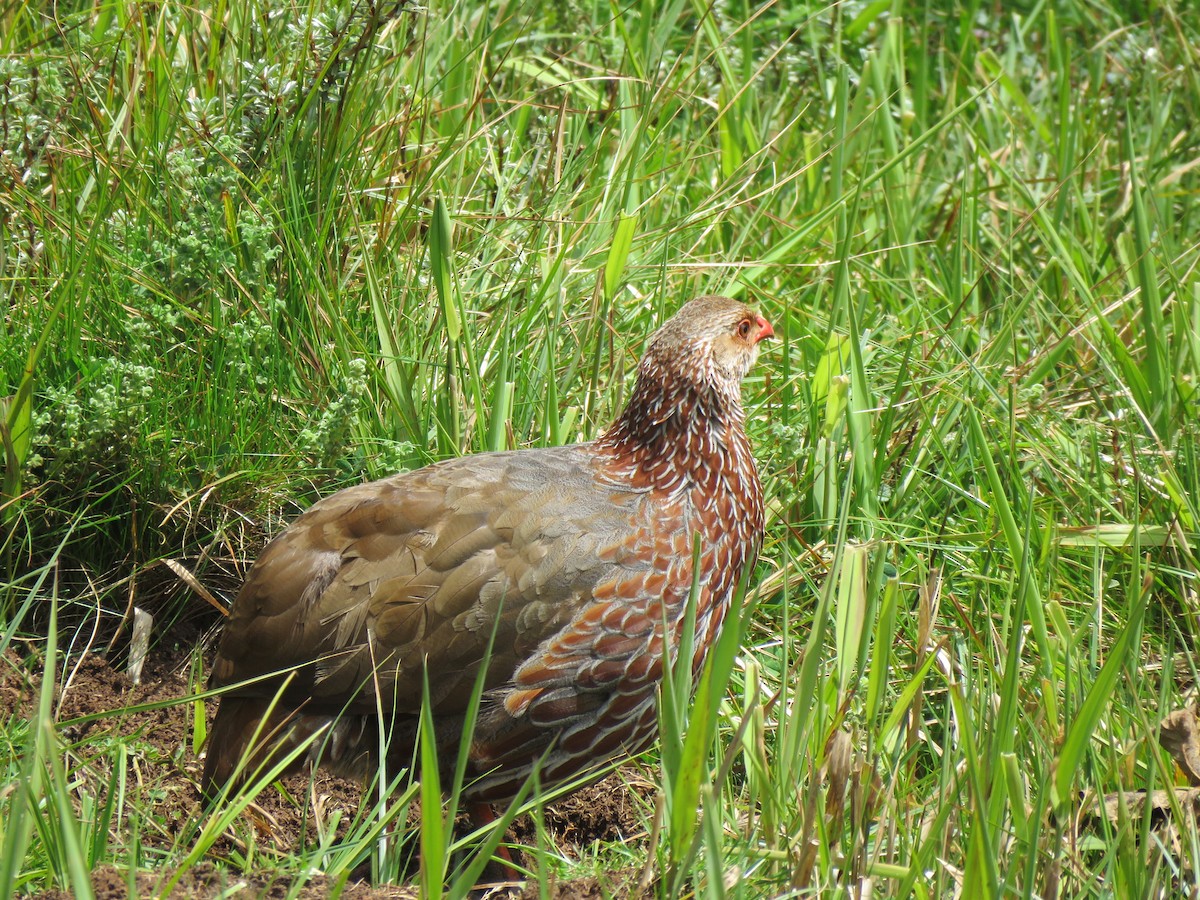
left=467, top=801, right=519, bottom=881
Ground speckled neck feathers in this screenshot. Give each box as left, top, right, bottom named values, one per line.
left=597, top=334, right=752, bottom=496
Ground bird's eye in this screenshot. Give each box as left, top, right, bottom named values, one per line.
left=737, top=319, right=753, bottom=339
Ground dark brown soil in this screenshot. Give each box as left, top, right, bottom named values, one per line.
left=36, top=862, right=421, bottom=899
left=7, top=647, right=654, bottom=899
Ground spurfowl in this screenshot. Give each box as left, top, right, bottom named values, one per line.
left=201, top=295, right=772, bottom=805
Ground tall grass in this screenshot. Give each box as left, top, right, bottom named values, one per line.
left=3, top=0, right=1200, bottom=895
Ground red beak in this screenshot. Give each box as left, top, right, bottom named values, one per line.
left=755, top=314, right=774, bottom=343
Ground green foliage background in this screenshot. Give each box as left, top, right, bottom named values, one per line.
left=3, top=0, right=1200, bottom=896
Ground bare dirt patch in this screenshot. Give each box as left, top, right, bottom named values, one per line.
left=36, top=862, right=421, bottom=900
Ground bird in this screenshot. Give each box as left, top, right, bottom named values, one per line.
left=201, top=294, right=773, bottom=809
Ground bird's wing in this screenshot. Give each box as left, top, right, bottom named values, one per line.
left=209, top=445, right=679, bottom=717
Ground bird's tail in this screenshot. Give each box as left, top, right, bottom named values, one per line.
left=201, top=698, right=315, bottom=801
left=200, top=698, right=379, bottom=802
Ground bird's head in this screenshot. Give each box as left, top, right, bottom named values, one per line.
left=641, top=295, right=774, bottom=397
